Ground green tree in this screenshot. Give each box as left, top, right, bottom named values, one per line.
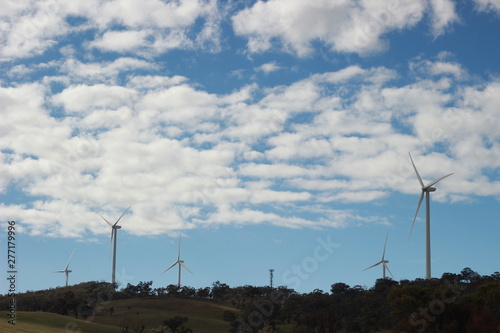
left=330, top=282, right=350, bottom=294
left=163, top=316, right=188, bottom=332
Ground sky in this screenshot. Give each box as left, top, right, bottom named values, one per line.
left=0, top=0, right=499, bottom=295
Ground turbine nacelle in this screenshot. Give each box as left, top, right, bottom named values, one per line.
left=426, top=187, right=437, bottom=192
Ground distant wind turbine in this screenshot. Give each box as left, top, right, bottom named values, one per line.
left=54, top=249, right=75, bottom=287
left=161, top=235, right=193, bottom=287
left=100, top=206, right=131, bottom=286
left=362, top=233, right=394, bottom=280
left=409, top=153, right=453, bottom=280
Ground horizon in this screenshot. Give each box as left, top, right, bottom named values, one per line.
left=1, top=0, right=499, bottom=295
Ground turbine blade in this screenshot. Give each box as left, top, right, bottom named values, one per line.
left=100, top=214, right=113, bottom=227
left=382, top=233, right=388, bottom=260
left=362, top=261, right=382, bottom=272
left=161, top=262, right=178, bottom=275
left=53, top=270, right=65, bottom=273
left=180, top=262, right=193, bottom=274
left=409, top=191, right=425, bottom=239
left=409, top=153, right=424, bottom=188
left=425, top=173, right=453, bottom=189
left=65, top=249, right=75, bottom=270
left=384, top=263, right=395, bottom=280
left=113, top=206, right=131, bottom=227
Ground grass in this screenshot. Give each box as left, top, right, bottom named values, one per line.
left=92, top=296, right=237, bottom=332
left=0, top=297, right=237, bottom=333
left=0, top=311, right=121, bottom=333
left=0, top=303, right=392, bottom=333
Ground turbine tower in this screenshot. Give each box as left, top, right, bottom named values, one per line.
left=162, top=235, right=193, bottom=287
left=269, top=269, right=274, bottom=288
left=409, top=153, right=453, bottom=280
left=54, top=249, right=75, bottom=287
left=362, top=233, right=394, bottom=280
left=100, top=206, right=131, bottom=286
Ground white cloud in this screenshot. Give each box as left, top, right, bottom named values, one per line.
left=52, top=84, right=139, bottom=113
left=410, top=56, right=466, bottom=79
left=318, top=190, right=389, bottom=203
left=474, top=0, right=500, bottom=14
left=2, top=60, right=500, bottom=237
left=60, top=58, right=156, bottom=83
left=89, top=30, right=151, bottom=53
left=428, top=0, right=458, bottom=36
left=0, top=0, right=68, bottom=60
left=256, top=62, right=281, bottom=74
left=138, top=84, right=220, bottom=126
left=0, top=0, right=221, bottom=61
left=232, top=0, right=458, bottom=56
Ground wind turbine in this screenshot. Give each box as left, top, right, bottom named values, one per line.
left=54, top=249, right=75, bottom=287
left=100, top=206, right=131, bottom=286
left=409, top=153, right=453, bottom=280
left=161, top=235, right=193, bottom=287
left=362, top=233, right=394, bottom=280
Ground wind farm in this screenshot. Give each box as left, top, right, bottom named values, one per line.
left=47, top=153, right=459, bottom=289
left=3, top=1, right=500, bottom=330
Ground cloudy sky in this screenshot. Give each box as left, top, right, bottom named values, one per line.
left=1, top=0, right=499, bottom=294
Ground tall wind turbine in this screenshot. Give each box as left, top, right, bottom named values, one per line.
left=100, top=206, right=131, bottom=286
left=161, top=235, right=193, bottom=287
left=54, top=249, right=75, bottom=287
left=409, top=153, right=453, bottom=280
left=362, top=233, right=394, bottom=280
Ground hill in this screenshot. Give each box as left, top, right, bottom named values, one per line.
left=1, top=269, right=498, bottom=332
left=0, top=311, right=122, bottom=333
left=91, top=296, right=239, bottom=332
left=0, top=297, right=239, bottom=333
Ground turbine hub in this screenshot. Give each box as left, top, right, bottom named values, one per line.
left=428, top=187, right=436, bottom=192
left=114, top=225, right=122, bottom=229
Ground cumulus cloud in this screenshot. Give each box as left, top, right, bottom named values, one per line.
left=232, top=0, right=458, bottom=56
left=2, top=59, right=500, bottom=238
left=89, top=30, right=151, bottom=53
left=256, top=62, right=281, bottom=74
left=474, top=0, right=500, bottom=14
left=0, top=0, right=221, bottom=61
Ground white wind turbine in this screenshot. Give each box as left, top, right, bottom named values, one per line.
left=409, top=153, right=453, bottom=280
left=54, top=249, right=75, bottom=287
left=161, top=235, right=193, bottom=287
left=100, top=206, right=131, bottom=286
left=362, top=233, right=394, bottom=280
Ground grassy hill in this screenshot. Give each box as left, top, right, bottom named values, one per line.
left=0, top=297, right=239, bottom=333
left=0, top=311, right=122, bottom=333
left=92, top=296, right=238, bottom=332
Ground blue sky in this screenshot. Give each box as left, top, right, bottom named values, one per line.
left=1, top=0, right=500, bottom=295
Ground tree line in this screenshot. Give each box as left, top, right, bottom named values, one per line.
left=0, top=267, right=498, bottom=332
